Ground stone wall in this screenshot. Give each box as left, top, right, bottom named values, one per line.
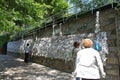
left=7, top=6, right=120, bottom=79
left=7, top=32, right=108, bottom=73
left=7, top=32, right=108, bottom=61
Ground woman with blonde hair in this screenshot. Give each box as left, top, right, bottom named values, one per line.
left=73, top=38, right=106, bottom=80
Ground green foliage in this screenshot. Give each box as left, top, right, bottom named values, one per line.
left=69, top=0, right=116, bottom=12
left=0, top=34, right=10, bottom=48
left=0, top=0, right=69, bottom=41
left=117, top=2, right=120, bottom=7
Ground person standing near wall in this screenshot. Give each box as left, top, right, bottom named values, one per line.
left=72, top=41, right=81, bottom=71
left=24, top=43, right=30, bottom=63
left=73, top=38, right=106, bottom=80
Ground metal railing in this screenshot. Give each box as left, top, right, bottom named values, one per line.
left=14, top=0, right=120, bottom=39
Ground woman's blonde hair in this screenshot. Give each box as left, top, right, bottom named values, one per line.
left=82, top=38, right=93, bottom=48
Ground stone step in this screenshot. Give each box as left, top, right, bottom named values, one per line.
left=107, top=40, right=117, bottom=47
left=107, top=52, right=118, bottom=58
left=106, top=57, right=119, bottom=65
left=106, top=69, right=119, bottom=77
left=107, top=34, right=117, bottom=40
left=101, top=75, right=120, bottom=80
left=108, top=47, right=118, bottom=53
left=105, top=64, right=119, bottom=77
left=105, top=64, right=119, bottom=70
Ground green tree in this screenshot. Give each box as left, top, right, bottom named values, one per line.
left=0, top=0, right=69, bottom=38
left=69, top=0, right=115, bottom=12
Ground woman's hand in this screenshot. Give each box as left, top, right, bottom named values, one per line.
left=102, top=72, right=106, bottom=78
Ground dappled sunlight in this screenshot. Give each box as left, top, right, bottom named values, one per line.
left=0, top=54, right=71, bottom=80
left=4, top=67, right=28, bottom=75
left=15, top=58, right=24, bottom=62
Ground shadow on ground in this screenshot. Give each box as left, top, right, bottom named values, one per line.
left=0, top=54, right=71, bottom=80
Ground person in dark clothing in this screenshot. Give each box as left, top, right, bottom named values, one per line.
left=72, top=41, right=81, bottom=70
left=24, top=43, right=30, bottom=63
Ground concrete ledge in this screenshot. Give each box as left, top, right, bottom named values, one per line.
left=7, top=51, right=74, bottom=73
left=31, top=56, right=74, bottom=73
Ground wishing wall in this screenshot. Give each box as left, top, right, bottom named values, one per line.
left=7, top=32, right=108, bottom=63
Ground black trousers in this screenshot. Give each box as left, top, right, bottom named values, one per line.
left=24, top=53, right=29, bottom=63
left=76, top=77, right=99, bottom=80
